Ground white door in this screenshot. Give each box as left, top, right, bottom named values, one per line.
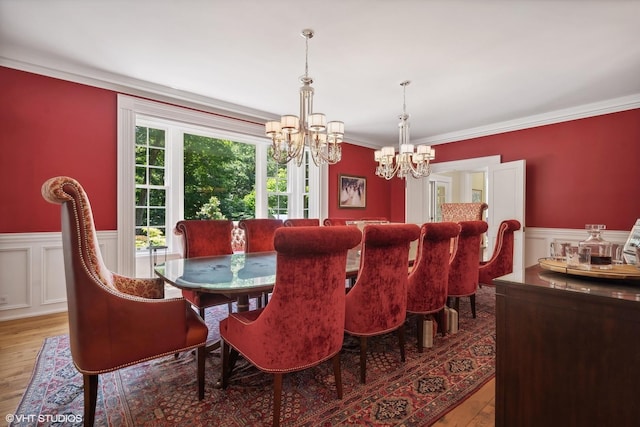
left=430, top=175, right=452, bottom=222
left=405, top=176, right=426, bottom=225
left=406, top=155, right=526, bottom=275
left=487, top=160, right=526, bottom=275
left=405, top=174, right=451, bottom=225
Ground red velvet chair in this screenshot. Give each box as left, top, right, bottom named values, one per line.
left=478, top=219, right=521, bottom=286
left=220, top=226, right=362, bottom=427
left=238, top=218, right=284, bottom=252
left=283, top=218, right=320, bottom=227
left=447, top=220, right=489, bottom=318
left=407, top=222, right=461, bottom=352
left=323, top=218, right=349, bottom=226
left=174, top=220, right=236, bottom=318
left=344, top=223, right=420, bottom=383
left=238, top=219, right=284, bottom=306
left=41, top=176, right=208, bottom=426
left=441, top=202, right=489, bottom=254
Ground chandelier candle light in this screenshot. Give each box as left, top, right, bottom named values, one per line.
left=265, top=29, right=344, bottom=166
left=375, top=81, right=435, bottom=179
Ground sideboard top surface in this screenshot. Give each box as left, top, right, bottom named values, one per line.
left=495, top=264, right=640, bottom=303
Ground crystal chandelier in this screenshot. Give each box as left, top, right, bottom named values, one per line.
left=265, top=29, right=344, bottom=166
left=374, top=81, right=435, bottom=180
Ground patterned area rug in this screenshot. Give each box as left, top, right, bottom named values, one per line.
left=13, top=287, right=495, bottom=426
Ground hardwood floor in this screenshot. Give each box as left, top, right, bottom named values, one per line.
left=0, top=312, right=495, bottom=426
left=0, top=312, right=69, bottom=418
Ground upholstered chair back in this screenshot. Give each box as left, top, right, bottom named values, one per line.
left=283, top=218, right=320, bottom=227
left=174, top=219, right=235, bottom=316
left=479, top=219, right=521, bottom=286
left=448, top=220, right=488, bottom=297
left=345, top=224, right=420, bottom=335
left=220, top=226, right=361, bottom=371
left=407, top=222, right=462, bottom=313
left=42, top=176, right=163, bottom=299
left=441, top=202, right=488, bottom=222
left=344, top=223, right=420, bottom=383
left=175, top=219, right=234, bottom=257
left=441, top=203, right=488, bottom=253
left=220, top=226, right=361, bottom=426
left=41, top=176, right=208, bottom=423
left=238, top=219, right=284, bottom=252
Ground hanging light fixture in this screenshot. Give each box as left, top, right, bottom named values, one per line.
left=374, top=80, right=435, bottom=180
left=265, top=29, right=344, bottom=166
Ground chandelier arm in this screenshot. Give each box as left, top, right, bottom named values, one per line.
left=264, top=29, right=342, bottom=168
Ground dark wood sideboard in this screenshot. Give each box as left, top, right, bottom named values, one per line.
left=494, top=264, right=640, bottom=427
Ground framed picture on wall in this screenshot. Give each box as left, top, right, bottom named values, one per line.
left=339, top=175, right=366, bottom=209
left=472, top=189, right=483, bottom=203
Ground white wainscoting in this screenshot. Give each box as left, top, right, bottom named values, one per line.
left=0, top=231, right=117, bottom=321
left=524, top=227, right=629, bottom=267
left=0, top=227, right=631, bottom=321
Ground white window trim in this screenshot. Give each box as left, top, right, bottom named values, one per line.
left=117, top=94, right=328, bottom=275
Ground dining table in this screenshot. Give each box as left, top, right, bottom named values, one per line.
left=154, top=240, right=418, bottom=311
left=154, top=248, right=364, bottom=312
left=154, top=241, right=417, bottom=385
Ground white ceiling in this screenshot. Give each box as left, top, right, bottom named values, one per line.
left=2, top=0, right=640, bottom=148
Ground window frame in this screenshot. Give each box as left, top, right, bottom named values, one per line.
left=118, top=95, right=327, bottom=276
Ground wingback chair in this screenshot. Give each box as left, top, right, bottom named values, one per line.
left=441, top=202, right=488, bottom=254
left=447, top=220, right=489, bottom=319
left=478, top=219, right=521, bottom=286
left=220, top=226, right=362, bottom=427
left=407, top=222, right=461, bottom=352
left=283, top=218, right=320, bottom=227
left=238, top=218, right=284, bottom=252
left=441, top=202, right=488, bottom=222
left=174, top=219, right=236, bottom=318
left=41, top=176, right=208, bottom=426
left=344, top=223, right=421, bottom=383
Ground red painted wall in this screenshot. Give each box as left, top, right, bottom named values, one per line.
left=327, top=143, right=394, bottom=221
left=432, top=110, right=640, bottom=230
left=2, top=66, right=639, bottom=233
left=0, top=67, right=117, bottom=233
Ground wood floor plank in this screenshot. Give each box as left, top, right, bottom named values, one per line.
left=0, top=312, right=69, bottom=417
left=432, top=378, right=495, bottom=426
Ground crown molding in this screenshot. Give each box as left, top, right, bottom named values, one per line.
left=4, top=57, right=639, bottom=149
left=413, top=93, right=640, bottom=146
left=0, top=57, right=277, bottom=125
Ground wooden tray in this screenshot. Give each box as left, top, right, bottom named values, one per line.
left=538, top=258, right=640, bottom=280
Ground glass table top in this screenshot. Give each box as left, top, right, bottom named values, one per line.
left=155, top=250, right=363, bottom=295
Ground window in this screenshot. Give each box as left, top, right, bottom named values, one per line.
left=119, top=95, right=326, bottom=276
left=267, top=157, right=289, bottom=219
left=135, top=126, right=168, bottom=250
left=183, top=133, right=256, bottom=221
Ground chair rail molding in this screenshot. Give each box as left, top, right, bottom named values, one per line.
left=0, top=231, right=117, bottom=321
left=0, top=227, right=631, bottom=320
